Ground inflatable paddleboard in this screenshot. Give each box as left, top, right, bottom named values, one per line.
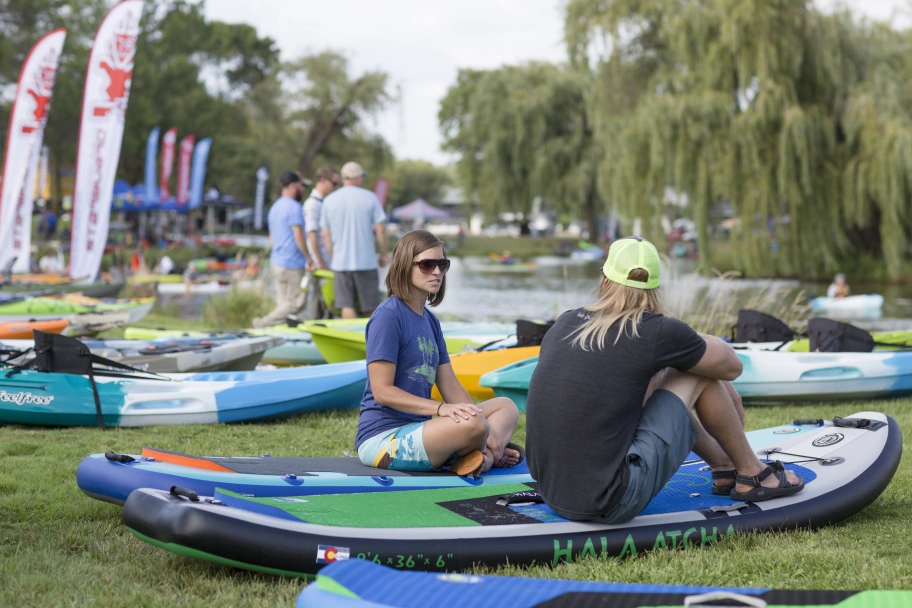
left=79, top=422, right=817, bottom=505
left=297, top=560, right=912, bottom=608
left=122, top=412, right=899, bottom=577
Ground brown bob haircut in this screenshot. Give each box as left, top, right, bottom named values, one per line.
left=385, top=229, right=447, bottom=307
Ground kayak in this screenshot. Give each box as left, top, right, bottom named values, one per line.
left=300, top=560, right=912, bottom=608
left=1, top=335, right=284, bottom=373
left=0, top=361, right=366, bottom=427
left=735, top=328, right=912, bottom=352
left=569, top=248, right=603, bottom=261
left=124, top=326, right=326, bottom=366
left=0, top=280, right=125, bottom=298
left=467, top=261, right=536, bottom=273
left=0, top=296, right=154, bottom=324
left=121, top=412, right=899, bottom=577
left=433, top=346, right=541, bottom=402
left=127, top=274, right=183, bottom=285
left=77, top=421, right=822, bottom=505
left=483, top=348, right=912, bottom=407
left=810, top=294, right=883, bottom=315
left=304, top=320, right=514, bottom=364
left=156, top=280, right=259, bottom=295
left=0, top=320, right=69, bottom=339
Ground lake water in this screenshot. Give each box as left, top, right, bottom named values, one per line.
left=160, top=255, right=912, bottom=332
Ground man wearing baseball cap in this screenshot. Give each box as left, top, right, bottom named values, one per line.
left=525, top=236, right=803, bottom=525
left=320, top=161, right=388, bottom=318
left=252, top=170, right=312, bottom=328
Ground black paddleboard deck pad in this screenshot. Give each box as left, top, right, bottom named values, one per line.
left=122, top=412, right=901, bottom=577
left=81, top=422, right=824, bottom=505
left=297, top=559, right=912, bottom=608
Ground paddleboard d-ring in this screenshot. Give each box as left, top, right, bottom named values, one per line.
left=820, top=457, right=846, bottom=467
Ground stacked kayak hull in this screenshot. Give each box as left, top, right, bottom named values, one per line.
left=0, top=361, right=366, bottom=427
left=78, top=421, right=821, bottom=505
left=122, top=412, right=900, bottom=577
left=124, top=327, right=326, bottom=366
left=0, top=320, right=68, bottom=339
left=0, top=296, right=153, bottom=324
left=482, top=348, right=912, bottom=405
left=1, top=335, right=283, bottom=373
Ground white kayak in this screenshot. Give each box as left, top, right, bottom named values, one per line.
left=810, top=294, right=883, bottom=315
left=733, top=348, right=912, bottom=403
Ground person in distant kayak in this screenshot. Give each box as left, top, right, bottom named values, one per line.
left=526, top=237, right=803, bottom=525
left=827, top=273, right=850, bottom=299
left=356, top=229, right=522, bottom=478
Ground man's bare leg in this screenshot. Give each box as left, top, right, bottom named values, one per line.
left=657, top=371, right=799, bottom=494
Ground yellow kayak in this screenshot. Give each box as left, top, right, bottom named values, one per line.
left=433, top=346, right=542, bottom=402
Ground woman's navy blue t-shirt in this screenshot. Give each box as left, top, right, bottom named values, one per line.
left=355, top=296, right=450, bottom=449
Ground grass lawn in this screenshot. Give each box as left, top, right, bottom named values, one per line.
left=1, top=399, right=909, bottom=606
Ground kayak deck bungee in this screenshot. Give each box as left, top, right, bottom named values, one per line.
left=297, top=560, right=912, bottom=608
left=122, top=412, right=899, bottom=577
left=0, top=360, right=367, bottom=427
left=77, top=422, right=822, bottom=505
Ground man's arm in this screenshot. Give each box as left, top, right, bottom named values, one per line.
left=321, top=227, right=333, bottom=262
left=292, top=225, right=307, bottom=257
left=374, top=222, right=388, bottom=267
left=307, top=231, right=327, bottom=269
left=687, top=334, right=743, bottom=381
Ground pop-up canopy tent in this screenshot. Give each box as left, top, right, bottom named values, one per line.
left=391, top=198, right=450, bottom=222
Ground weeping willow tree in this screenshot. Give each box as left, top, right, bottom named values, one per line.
left=567, top=0, right=912, bottom=278
left=439, top=63, right=601, bottom=238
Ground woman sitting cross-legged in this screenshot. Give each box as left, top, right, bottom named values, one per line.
left=356, top=229, right=522, bottom=477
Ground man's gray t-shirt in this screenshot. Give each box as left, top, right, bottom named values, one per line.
left=525, top=308, right=706, bottom=521
left=320, top=185, right=387, bottom=272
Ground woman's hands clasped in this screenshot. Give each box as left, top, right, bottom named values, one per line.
left=438, top=402, right=481, bottom=423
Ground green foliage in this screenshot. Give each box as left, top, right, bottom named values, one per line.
left=565, top=0, right=912, bottom=278
left=0, top=1, right=396, bottom=208
left=386, top=159, right=451, bottom=208
left=439, top=62, right=601, bottom=237
left=201, top=286, right=274, bottom=328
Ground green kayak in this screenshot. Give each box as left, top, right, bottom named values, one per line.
left=0, top=296, right=154, bottom=325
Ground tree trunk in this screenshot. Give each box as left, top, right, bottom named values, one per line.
left=297, top=77, right=367, bottom=177
left=584, top=176, right=599, bottom=243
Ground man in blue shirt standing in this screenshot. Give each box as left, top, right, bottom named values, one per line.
left=321, top=162, right=388, bottom=318
left=252, top=170, right=311, bottom=328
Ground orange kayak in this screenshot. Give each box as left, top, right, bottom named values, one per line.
left=433, top=346, right=542, bottom=402
left=0, top=320, right=69, bottom=339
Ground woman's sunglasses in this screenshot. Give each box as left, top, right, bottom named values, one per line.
left=412, top=258, right=450, bottom=274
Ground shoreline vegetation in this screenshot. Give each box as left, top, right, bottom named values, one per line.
left=105, top=235, right=912, bottom=286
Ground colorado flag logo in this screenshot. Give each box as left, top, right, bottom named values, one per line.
left=316, top=545, right=350, bottom=564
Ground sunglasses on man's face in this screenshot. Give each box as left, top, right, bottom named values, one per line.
left=412, top=258, right=450, bottom=274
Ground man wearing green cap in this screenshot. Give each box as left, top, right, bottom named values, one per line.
left=525, top=236, right=803, bottom=525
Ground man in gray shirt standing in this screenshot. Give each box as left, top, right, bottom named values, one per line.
left=320, top=162, right=388, bottom=318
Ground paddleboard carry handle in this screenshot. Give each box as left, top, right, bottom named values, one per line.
left=169, top=486, right=199, bottom=502
left=684, top=591, right=767, bottom=607
left=792, top=418, right=824, bottom=426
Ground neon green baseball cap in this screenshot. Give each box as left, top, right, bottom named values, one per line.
left=602, top=236, right=661, bottom=289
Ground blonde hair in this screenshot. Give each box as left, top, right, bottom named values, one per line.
left=571, top=268, right=663, bottom=351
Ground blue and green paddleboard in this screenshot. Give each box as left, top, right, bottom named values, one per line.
left=79, top=420, right=822, bottom=505
left=299, top=560, right=912, bottom=608
left=121, top=412, right=900, bottom=578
